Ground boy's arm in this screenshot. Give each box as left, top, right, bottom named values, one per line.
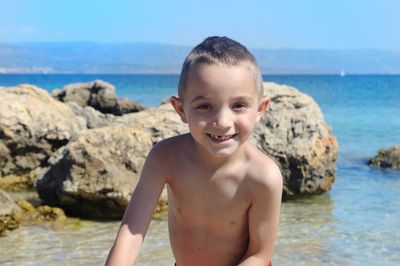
left=105, top=143, right=168, bottom=266
left=238, top=163, right=283, bottom=266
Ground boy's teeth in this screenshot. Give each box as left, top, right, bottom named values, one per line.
left=209, top=134, right=235, bottom=141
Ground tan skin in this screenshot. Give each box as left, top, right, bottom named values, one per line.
left=106, top=63, right=283, bottom=266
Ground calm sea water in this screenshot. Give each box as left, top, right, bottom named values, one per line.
left=1, top=74, right=400, bottom=265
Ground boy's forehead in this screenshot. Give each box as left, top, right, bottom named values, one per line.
left=182, top=63, right=260, bottom=99
left=186, top=63, right=257, bottom=88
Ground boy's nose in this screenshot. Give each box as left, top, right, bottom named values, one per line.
left=213, top=109, right=232, bottom=129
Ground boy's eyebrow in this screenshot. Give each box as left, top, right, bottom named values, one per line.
left=191, top=95, right=211, bottom=103
left=233, top=95, right=254, bottom=102
left=191, top=95, right=255, bottom=103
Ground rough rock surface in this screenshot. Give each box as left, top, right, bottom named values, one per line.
left=51, top=80, right=145, bottom=115
left=0, top=190, right=22, bottom=234
left=16, top=199, right=67, bottom=222
left=0, top=85, right=87, bottom=179
left=114, top=102, right=189, bottom=144
left=36, top=103, right=187, bottom=218
left=368, top=146, right=400, bottom=169
left=251, top=83, right=338, bottom=199
left=0, top=175, right=33, bottom=191
left=36, top=126, right=155, bottom=218
left=66, top=101, right=116, bottom=129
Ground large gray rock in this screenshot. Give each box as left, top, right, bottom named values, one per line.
left=0, top=190, right=22, bottom=234
left=51, top=80, right=146, bottom=115
left=0, top=85, right=87, bottom=178
left=114, top=103, right=189, bottom=144
left=368, top=145, right=400, bottom=169
left=66, top=101, right=116, bottom=129
left=36, top=126, right=155, bottom=218
left=36, top=104, right=187, bottom=219
left=252, top=83, right=338, bottom=199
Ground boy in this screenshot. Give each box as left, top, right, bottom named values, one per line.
left=106, top=36, right=282, bottom=266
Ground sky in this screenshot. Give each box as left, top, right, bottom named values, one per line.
left=1, top=0, right=399, bottom=50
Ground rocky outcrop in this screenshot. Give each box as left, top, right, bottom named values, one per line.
left=35, top=103, right=187, bottom=219
left=36, top=126, right=155, bottom=218
left=0, top=190, right=22, bottom=235
left=51, top=80, right=146, bottom=115
left=66, top=101, right=116, bottom=129
left=114, top=103, right=189, bottom=144
left=251, top=83, right=338, bottom=199
left=3, top=81, right=338, bottom=218
left=368, top=146, right=400, bottom=169
left=0, top=85, right=87, bottom=180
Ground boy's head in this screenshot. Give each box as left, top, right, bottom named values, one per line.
left=177, top=36, right=264, bottom=101
left=171, top=36, right=269, bottom=157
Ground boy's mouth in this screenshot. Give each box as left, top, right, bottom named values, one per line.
left=207, top=133, right=237, bottom=142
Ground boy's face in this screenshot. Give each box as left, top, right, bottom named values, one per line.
left=171, top=63, right=269, bottom=157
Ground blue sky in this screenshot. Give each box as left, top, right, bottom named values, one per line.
left=1, top=0, right=399, bottom=50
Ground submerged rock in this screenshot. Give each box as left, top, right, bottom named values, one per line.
left=0, top=190, right=22, bottom=235
left=51, top=80, right=146, bottom=115
left=0, top=175, right=33, bottom=191
left=16, top=200, right=66, bottom=222
left=0, top=85, right=87, bottom=181
left=368, top=146, right=400, bottom=169
left=252, top=83, right=338, bottom=199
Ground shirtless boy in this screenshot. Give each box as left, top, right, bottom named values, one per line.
left=106, top=36, right=283, bottom=266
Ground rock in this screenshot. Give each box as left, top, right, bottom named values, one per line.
left=36, top=103, right=187, bottom=219
left=16, top=199, right=36, bottom=212
left=251, top=83, right=338, bottom=199
left=52, top=80, right=146, bottom=115
left=35, top=205, right=66, bottom=221
left=368, top=145, right=400, bottom=169
left=0, top=85, right=87, bottom=180
left=66, top=101, right=115, bottom=129
left=6, top=80, right=338, bottom=218
left=36, top=126, right=155, bottom=219
left=114, top=103, right=189, bottom=144
left=0, top=175, right=33, bottom=191
left=16, top=199, right=66, bottom=223
left=0, top=190, right=22, bottom=235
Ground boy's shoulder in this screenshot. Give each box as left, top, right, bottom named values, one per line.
left=245, top=145, right=283, bottom=193
left=149, top=133, right=192, bottom=160
left=152, top=133, right=191, bottom=152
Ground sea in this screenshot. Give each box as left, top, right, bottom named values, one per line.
left=1, top=74, right=400, bottom=265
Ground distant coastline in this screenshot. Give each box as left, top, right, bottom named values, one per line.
left=1, top=42, right=400, bottom=75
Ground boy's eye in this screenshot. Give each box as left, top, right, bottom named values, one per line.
left=196, top=103, right=213, bottom=110
left=232, top=102, right=248, bottom=110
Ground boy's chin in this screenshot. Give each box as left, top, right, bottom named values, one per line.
left=203, top=143, right=241, bottom=158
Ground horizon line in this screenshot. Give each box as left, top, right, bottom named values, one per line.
left=0, top=41, right=399, bottom=52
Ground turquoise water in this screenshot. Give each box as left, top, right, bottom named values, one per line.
left=1, top=74, right=400, bottom=265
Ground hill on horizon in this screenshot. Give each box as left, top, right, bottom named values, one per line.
left=1, top=42, right=400, bottom=74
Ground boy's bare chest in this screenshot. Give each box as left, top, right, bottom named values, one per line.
left=167, top=168, right=251, bottom=228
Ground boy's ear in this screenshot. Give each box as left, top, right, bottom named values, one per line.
left=170, top=96, right=188, bottom=123
left=256, top=96, right=270, bottom=122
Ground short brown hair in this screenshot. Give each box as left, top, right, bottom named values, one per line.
left=177, top=36, right=264, bottom=99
